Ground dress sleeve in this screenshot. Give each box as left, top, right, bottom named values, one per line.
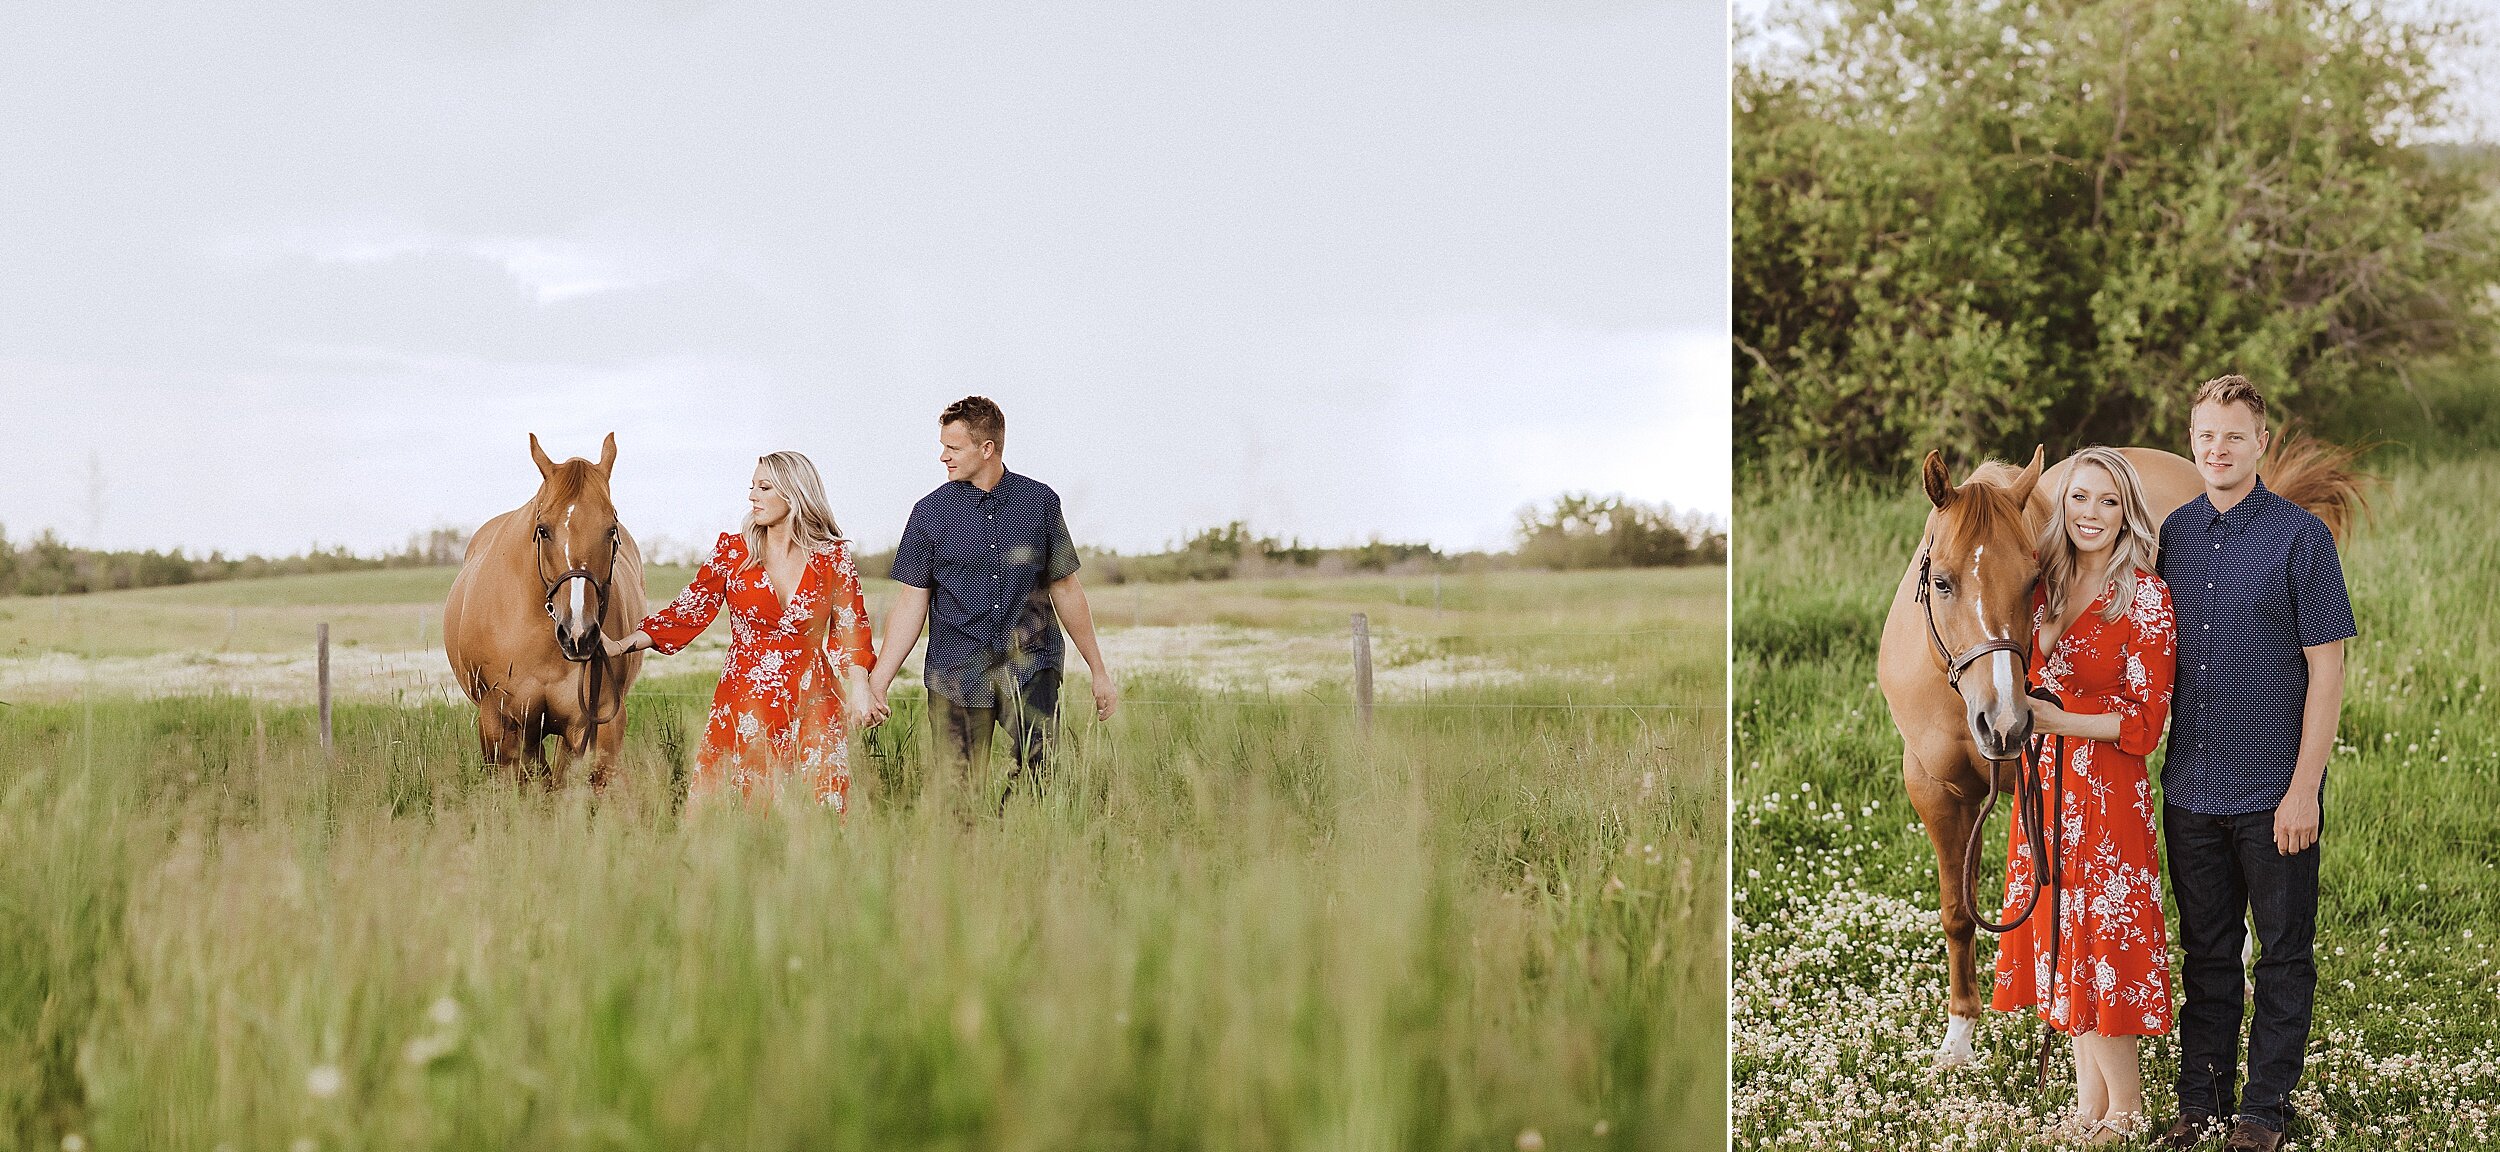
left=2103, top=574, right=2177, bottom=758
left=825, top=542, right=875, bottom=675
left=639, top=534, right=737, bottom=655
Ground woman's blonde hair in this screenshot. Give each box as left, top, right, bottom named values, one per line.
left=2038, top=446, right=2160, bottom=624
left=741, top=450, right=844, bottom=565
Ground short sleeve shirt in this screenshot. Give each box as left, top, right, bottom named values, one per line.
left=2157, top=477, right=2357, bottom=815
left=888, top=469, right=1082, bottom=707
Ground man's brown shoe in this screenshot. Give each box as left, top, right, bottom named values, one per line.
left=2221, top=1118, right=2284, bottom=1152
left=2154, top=1114, right=2218, bottom=1151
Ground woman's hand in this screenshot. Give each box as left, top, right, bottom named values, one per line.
left=2026, top=696, right=2072, bottom=736
left=845, top=670, right=885, bottom=729
left=601, top=631, right=646, bottom=659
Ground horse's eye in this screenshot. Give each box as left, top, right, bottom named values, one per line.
left=534, top=525, right=550, bottom=539
left=1931, top=577, right=1953, bottom=596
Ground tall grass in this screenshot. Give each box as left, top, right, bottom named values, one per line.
left=1, top=569, right=1722, bottom=1151
left=1733, top=456, right=2500, bottom=1149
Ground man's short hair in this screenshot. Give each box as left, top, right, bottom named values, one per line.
left=2193, top=374, right=2269, bottom=426
left=941, top=396, right=1006, bottom=451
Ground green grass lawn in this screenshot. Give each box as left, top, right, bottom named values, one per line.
left=1, top=566, right=1724, bottom=1151
left=1734, top=454, right=2500, bottom=1151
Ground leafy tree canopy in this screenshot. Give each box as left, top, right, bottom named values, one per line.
left=1736, top=0, right=2499, bottom=474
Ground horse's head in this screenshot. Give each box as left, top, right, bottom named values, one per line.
left=1916, top=446, right=2044, bottom=762
left=527, top=432, right=624, bottom=662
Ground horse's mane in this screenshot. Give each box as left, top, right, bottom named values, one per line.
left=1936, top=460, right=2035, bottom=549
left=2264, top=428, right=2370, bottom=542
left=533, top=459, right=611, bottom=514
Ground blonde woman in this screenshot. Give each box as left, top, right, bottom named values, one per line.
left=1990, top=446, right=2179, bottom=1144
left=604, top=452, right=878, bottom=809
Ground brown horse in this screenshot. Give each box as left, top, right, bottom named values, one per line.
left=442, top=433, right=647, bottom=787
left=1880, top=437, right=2363, bottom=1065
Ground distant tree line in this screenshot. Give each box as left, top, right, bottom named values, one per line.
left=1735, top=0, right=2500, bottom=475
left=0, top=525, right=467, bottom=597
left=2, top=491, right=1722, bottom=598
left=1514, top=493, right=1727, bottom=571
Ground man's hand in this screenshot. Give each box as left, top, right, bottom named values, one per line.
left=2275, top=785, right=2322, bottom=855
left=1089, top=672, right=1119, bottom=721
left=864, top=674, right=893, bottom=728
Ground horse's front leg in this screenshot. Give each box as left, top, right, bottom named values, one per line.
left=1907, top=749, right=1988, bottom=1066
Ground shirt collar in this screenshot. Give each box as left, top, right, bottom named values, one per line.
left=2200, top=475, right=2273, bottom=526
left=951, top=468, right=1019, bottom=501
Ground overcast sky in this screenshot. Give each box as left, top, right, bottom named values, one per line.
left=0, top=0, right=1727, bottom=561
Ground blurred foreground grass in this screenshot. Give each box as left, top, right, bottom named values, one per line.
left=1, top=567, right=1723, bottom=1151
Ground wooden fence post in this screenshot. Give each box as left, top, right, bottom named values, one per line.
left=1351, top=612, right=1374, bottom=737
left=317, top=622, right=332, bottom=750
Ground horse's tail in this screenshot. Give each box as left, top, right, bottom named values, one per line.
left=2264, top=427, right=2372, bottom=542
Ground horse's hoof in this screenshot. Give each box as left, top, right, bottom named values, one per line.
left=1934, top=1014, right=1977, bottom=1066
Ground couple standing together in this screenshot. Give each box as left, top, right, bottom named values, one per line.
left=1990, top=376, right=2353, bottom=1152
left=600, top=396, right=1119, bottom=814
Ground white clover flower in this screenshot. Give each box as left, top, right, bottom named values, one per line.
left=305, top=1064, right=343, bottom=1099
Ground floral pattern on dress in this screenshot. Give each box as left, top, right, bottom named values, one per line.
left=1989, top=570, right=2178, bottom=1036
left=638, top=532, right=874, bottom=810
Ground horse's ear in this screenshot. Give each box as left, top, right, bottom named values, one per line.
left=1921, top=450, right=1956, bottom=509
left=529, top=433, right=556, bottom=480
left=2010, top=444, right=2046, bottom=501
left=597, top=432, right=617, bottom=478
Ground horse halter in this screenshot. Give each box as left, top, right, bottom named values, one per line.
left=532, top=508, right=629, bottom=745
left=534, top=513, right=621, bottom=663
left=1912, top=537, right=2032, bottom=701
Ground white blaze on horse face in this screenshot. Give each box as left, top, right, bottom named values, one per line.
left=1952, top=547, right=2028, bottom=754
left=569, top=577, right=586, bottom=631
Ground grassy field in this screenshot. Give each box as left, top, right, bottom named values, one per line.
left=0, top=567, right=1724, bottom=1151
left=1733, top=453, right=2500, bottom=1150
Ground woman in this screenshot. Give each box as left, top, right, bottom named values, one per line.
left=1991, top=446, right=2177, bottom=1144
left=604, top=451, right=880, bottom=810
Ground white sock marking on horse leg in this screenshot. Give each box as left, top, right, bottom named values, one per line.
left=1937, top=1014, right=1977, bottom=1065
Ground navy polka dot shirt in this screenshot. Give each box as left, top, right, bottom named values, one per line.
left=889, top=469, right=1082, bottom=708
left=2156, top=476, right=2357, bottom=816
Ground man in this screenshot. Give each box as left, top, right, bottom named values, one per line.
left=868, top=396, right=1119, bottom=813
left=2153, top=375, right=2354, bottom=1152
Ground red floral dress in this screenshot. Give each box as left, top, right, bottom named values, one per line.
left=1990, top=569, right=2177, bottom=1036
left=637, top=533, right=874, bottom=809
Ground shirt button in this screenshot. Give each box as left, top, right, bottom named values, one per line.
left=2207, top=583, right=2213, bottom=589
left=2203, top=624, right=2209, bottom=630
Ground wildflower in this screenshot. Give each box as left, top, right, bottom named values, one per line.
left=428, top=996, right=461, bottom=1028
left=1515, top=1129, right=1545, bottom=1151
left=306, top=1064, right=343, bottom=1099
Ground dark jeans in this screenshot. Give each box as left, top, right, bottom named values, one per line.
left=927, top=668, right=1061, bottom=813
left=2165, top=803, right=2321, bottom=1132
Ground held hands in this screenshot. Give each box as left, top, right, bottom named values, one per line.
left=860, top=672, right=894, bottom=729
